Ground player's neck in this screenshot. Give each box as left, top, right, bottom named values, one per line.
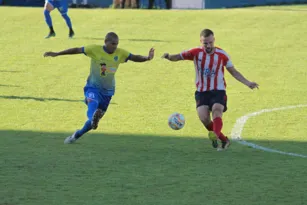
left=202, top=46, right=215, bottom=55
left=103, top=46, right=114, bottom=54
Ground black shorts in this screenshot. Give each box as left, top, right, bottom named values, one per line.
left=195, top=90, right=228, bottom=112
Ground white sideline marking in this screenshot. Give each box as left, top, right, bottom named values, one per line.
left=231, top=104, right=307, bottom=158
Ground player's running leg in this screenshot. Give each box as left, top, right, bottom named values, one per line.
left=195, top=91, right=227, bottom=148
left=58, top=2, right=75, bottom=38
left=211, top=103, right=230, bottom=150
left=64, top=98, right=99, bottom=144
left=91, top=95, right=112, bottom=129
left=64, top=91, right=111, bottom=144
left=44, top=1, right=56, bottom=38
left=197, top=105, right=218, bottom=148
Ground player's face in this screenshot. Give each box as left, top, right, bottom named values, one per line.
left=105, top=38, right=119, bottom=53
left=200, top=35, right=215, bottom=53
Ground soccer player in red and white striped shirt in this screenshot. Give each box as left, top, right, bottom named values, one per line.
left=162, top=29, right=258, bottom=151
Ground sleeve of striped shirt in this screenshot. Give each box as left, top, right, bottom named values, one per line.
left=180, top=48, right=198, bottom=61
left=224, top=52, right=234, bottom=68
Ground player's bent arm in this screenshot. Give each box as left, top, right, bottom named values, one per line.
left=162, top=53, right=183, bottom=62
left=129, top=54, right=151, bottom=62
left=55, top=47, right=83, bottom=56
left=44, top=47, right=83, bottom=57
left=226, top=66, right=251, bottom=86
left=129, top=48, right=155, bottom=62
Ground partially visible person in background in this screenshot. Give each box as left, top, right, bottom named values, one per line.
left=141, top=0, right=170, bottom=9
left=71, top=0, right=89, bottom=8
left=114, top=0, right=170, bottom=9
left=44, top=0, right=75, bottom=38
left=113, top=0, right=139, bottom=8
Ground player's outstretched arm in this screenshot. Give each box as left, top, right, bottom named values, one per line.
left=130, top=48, right=155, bottom=62
left=161, top=53, right=183, bottom=61
left=227, top=66, right=259, bottom=89
left=44, top=47, right=83, bottom=57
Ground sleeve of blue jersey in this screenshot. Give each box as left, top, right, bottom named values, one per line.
left=125, top=53, right=132, bottom=62
left=81, top=47, right=86, bottom=55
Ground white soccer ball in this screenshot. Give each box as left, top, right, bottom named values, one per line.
left=168, top=113, right=185, bottom=130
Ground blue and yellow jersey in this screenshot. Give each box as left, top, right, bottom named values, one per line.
left=82, top=44, right=131, bottom=96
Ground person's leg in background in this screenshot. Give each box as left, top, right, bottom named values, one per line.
left=127, top=0, right=131, bottom=8
left=139, top=0, right=148, bottom=8
left=113, top=0, right=120, bottom=8
left=158, top=0, right=166, bottom=9
left=81, top=0, right=89, bottom=7
left=120, top=0, right=126, bottom=8
left=135, top=0, right=139, bottom=8
left=57, top=1, right=74, bottom=38
left=131, top=0, right=138, bottom=8
left=44, top=0, right=56, bottom=38
left=71, top=0, right=77, bottom=7
left=148, top=0, right=154, bottom=9
left=165, top=0, right=171, bottom=9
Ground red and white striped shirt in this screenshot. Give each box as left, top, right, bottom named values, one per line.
left=180, top=47, right=233, bottom=92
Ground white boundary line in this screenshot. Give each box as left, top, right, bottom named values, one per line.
left=231, top=104, right=307, bottom=158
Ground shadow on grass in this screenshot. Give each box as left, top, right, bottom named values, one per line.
left=1, top=129, right=307, bottom=205
left=234, top=2, right=307, bottom=11
left=79, top=37, right=183, bottom=43
left=0, top=70, right=23, bottom=73
left=0, top=95, right=117, bottom=104
left=0, top=84, right=20, bottom=87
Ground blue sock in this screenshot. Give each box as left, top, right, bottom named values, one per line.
left=87, top=100, right=98, bottom=119
left=62, top=13, right=72, bottom=29
left=44, top=10, right=53, bottom=28
left=76, top=120, right=92, bottom=139
left=75, top=100, right=98, bottom=139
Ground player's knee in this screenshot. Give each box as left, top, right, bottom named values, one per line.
left=44, top=2, right=54, bottom=11
left=212, top=104, right=224, bottom=118
left=61, top=13, right=69, bottom=18
left=44, top=9, right=50, bottom=15
left=212, top=109, right=223, bottom=119
left=199, top=117, right=210, bottom=126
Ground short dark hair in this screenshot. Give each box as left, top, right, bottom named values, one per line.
left=105, top=32, right=119, bottom=41
left=200, top=29, right=214, bottom=37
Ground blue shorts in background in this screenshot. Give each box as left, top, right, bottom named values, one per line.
left=84, top=87, right=112, bottom=112
left=46, top=0, right=68, bottom=14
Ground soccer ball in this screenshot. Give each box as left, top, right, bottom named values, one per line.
left=168, top=113, right=185, bottom=130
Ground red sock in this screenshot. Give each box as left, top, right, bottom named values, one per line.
left=213, top=117, right=227, bottom=141
left=218, top=132, right=227, bottom=141
left=205, top=121, right=214, bottom=131
left=205, top=121, right=227, bottom=141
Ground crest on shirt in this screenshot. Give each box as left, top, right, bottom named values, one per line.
left=204, top=68, right=216, bottom=77
left=109, top=68, right=116, bottom=73
left=100, top=63, right=107, bottom=76
left=114, top=56, right=118, bottom=61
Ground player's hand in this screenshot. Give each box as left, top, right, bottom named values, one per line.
left=161, top=53, right=169, bottom=59
left=147, top=48, right=155, bottom=60
left=247, top=82, right=259, bottom=89
left=44, top=52, right=59, bottom=57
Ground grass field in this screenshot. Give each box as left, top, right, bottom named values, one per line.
left=1, top=5, right=307, bottom=205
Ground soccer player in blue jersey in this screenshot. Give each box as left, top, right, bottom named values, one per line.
left=44, top=0, right=75, bottom=38
left=44, top=32, right=155, bottom=144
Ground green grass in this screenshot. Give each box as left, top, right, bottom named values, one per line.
left=1, top=5, right=307, bottom=205
left=250, top=4, right=307, bottom=10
